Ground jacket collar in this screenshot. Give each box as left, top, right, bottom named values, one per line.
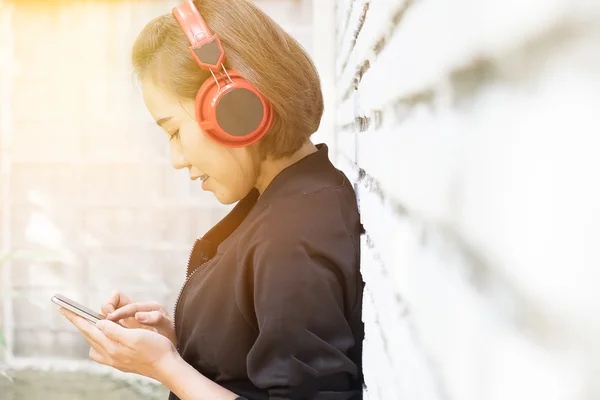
left=187, top=144, right=334, bottom=275
left=256, top=143, right=337, bottom=205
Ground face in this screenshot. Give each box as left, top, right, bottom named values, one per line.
left=141, top=77, right=259, bottom=205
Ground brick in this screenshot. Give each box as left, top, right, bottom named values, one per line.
left=361, top=240, right=444, bottom=400
left=356, top=177, right=592, bottom=400
left=359, top=0, right=600, bottom=112
left=335, top=0, right=361, bottom=59
left=337, top=0, right=410, bottom=101
left=335, top=0, right=370, bottom=74
left=335, top=0, right=600, bottom=399
left=354, top=103, right=461, bottom=224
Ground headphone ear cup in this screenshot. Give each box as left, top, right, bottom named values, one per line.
left=194, top=77, right=220, bottom=132
left=194, top=71, right=273, bottom=147
left=215, top=88, right=265, bottom=137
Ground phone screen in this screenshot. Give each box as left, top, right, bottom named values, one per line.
left=51, top=294, right=105, bottom=323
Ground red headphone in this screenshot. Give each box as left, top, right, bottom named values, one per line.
left=172, top=0, right=273, bottom=147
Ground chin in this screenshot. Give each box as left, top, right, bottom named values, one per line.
left=212, top=186, right=252, bottom=205
left=213, top=190, right=239, bottom=205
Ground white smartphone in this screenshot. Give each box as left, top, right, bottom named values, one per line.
left=51, top=294, right=105, bottom=324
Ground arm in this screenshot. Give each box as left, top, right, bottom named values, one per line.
left=244, top=227, right=360, bottom=399
left=158, top=353, right=246, bottom=400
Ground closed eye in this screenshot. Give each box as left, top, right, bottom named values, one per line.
left=169, top=130, right=180, bottom=141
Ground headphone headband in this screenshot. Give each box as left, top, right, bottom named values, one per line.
left=172, top=0, right=212, bottom=45
left=173, top=0, right=225, bottom=71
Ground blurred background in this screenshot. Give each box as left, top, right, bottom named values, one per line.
left=0, top=0, right=313, bottom=398
left=1, top=0, right=600, bottom=399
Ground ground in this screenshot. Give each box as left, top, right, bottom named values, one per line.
left=0, top=368, right=168, bottom=400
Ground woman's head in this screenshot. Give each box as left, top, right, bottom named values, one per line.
left=132, top=0, right=323, bottom=204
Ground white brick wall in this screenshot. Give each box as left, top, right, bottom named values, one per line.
left=329, top=0, right=600, bottom=399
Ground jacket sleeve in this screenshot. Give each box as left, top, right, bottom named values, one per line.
left=245, top=231, right=359, bottom=400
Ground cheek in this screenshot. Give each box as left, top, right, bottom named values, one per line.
left=180, top=126, right=206, bottom=156
left=218, top=164, right=255, bottom=192
left=213, top=157, right=257, bottom=198
left=215, top=149, right=255, bottom=181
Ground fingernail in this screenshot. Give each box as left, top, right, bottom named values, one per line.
left=136, top=313, right=146, bottom=322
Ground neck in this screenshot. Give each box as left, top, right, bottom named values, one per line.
left=254, top=141, right=318, bottom=194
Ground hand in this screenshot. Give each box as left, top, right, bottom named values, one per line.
left=106, top=301, right=177, bottom=347
left=101, top=291, right=144, bottom=330
left=59, top=307, right=178, bottom=381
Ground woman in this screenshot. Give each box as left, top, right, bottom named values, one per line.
left=59, top=0, right=364, bottom=399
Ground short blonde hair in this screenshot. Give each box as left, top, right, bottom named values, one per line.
left=132, top=0, right=323, bottom=159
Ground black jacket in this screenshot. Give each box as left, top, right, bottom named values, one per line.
left=169, top=144, right=364, bottom=400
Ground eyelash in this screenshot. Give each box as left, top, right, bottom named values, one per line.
left=169, top=130, right=180, bottom=141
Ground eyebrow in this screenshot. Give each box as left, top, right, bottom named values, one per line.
left=156, top=116, right=173, bottom=127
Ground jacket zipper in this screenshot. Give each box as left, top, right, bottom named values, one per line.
left=173, top=239, right=210, bottom=351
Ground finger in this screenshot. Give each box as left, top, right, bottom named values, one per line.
left=101, top=304, right=114, bottom=316
left=107, top=302, right=163, bottom=321
left=101, top=291, right=131, bottom=315
left=119, top=318, right=143, bottom=329
left=60, top=308, right=125, bottom=365
left=88, top=346, right=106, bottom=364
left=96, top=319, right=137, bottom=347
left=89, top=345, right=131, bottom=374
left=60, top=308, right=95, bottom=330
left=60, top=309, right=96, bottom=338
left=135, top=310, right=168, bottom=328
left=86, top=335, right=111, bottom=361
left=101, top=291, right=119, bottom=315
left=60, top=308, right=108, bottom=348
left=85, top=324, right=121, bottom=358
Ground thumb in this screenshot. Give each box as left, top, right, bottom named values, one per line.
left=96, top=319, right=134, bottom=343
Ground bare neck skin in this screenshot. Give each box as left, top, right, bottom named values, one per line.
left=254, top=141, right=318, bottom=195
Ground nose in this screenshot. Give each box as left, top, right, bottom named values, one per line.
left=170, top=145, right=189, bottom=170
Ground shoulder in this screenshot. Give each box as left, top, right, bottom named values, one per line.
left=242, top=180, right=361, bottom=291
left=256, top=178, right=360, bottom=249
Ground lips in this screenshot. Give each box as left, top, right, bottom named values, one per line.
left=190, top=173, right=209, bottom=181
left=201, top=177, right=210, bottom=191
left=190, top=173, right=210, bottom=190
